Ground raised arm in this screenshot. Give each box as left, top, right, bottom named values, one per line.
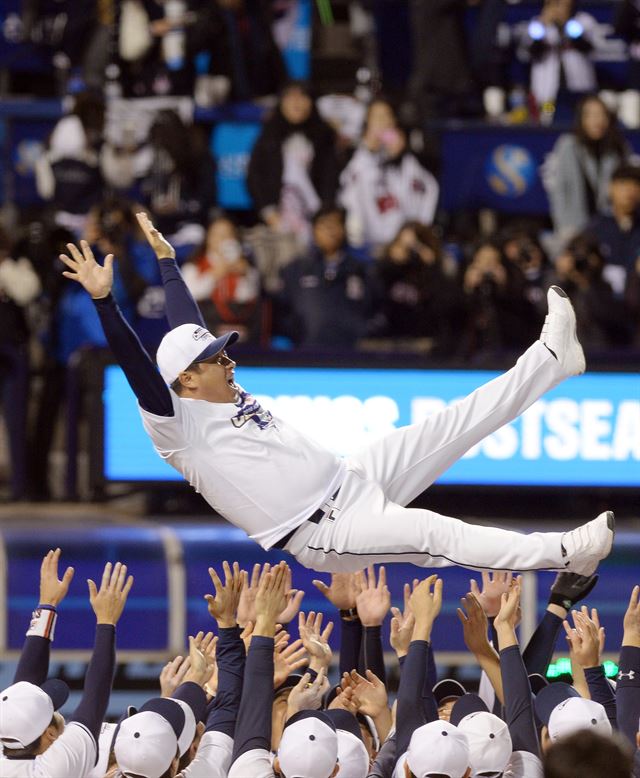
left=355, top=565, right=390, bottom=685
left=14, top=549, right=74, bottom=685
left=617, top=585, right=640, bottom=747
left=136, top=212, right=206, bottom=329
left=60, top=240, right=173, bottom=416
left=312, top=573, right=362, bottom=677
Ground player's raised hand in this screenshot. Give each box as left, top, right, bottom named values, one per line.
left=286, top=669, right=329, bottom=715
left=298, top=611, right=333, bottom=671
left=408, top=574, right=443, bottom=641
left=160, top=654, right=191, bottom=697
left=39, top=548, right=74, bottom=607
left=136, top=211, right=176, bottom=260
left=622, top=585, right=640, bottom=648
left=312, top=573, right=358, bottom=611
left=457, top=592, right=493, bottom=658
left=343, top=669, right=388, bottom=719
left=60, top=240, right=114, bottom=300
left=277, top=565, right=305, bottom=625
left=355, top=565, right=391, bottom=627
left=88, top=562, right=134, bottom=626
left=254, top=562, right=289, bottom=636
left=470, top=571, right=513, bottom=618
left=493, top=576, right=522, bottom=647
left=205, top=561, right=245, bottom=628
left=390, top=581, right=416, bottom=658
left=274, top=637, right=308, bottom=688
left=563, top=610, right=600, bottom=669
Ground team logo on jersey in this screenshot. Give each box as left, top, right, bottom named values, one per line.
left=230, top=391, right=274, bottom=430
left=618, top=670, right=636, bottom=680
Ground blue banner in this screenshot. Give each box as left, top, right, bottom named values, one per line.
left=211, top=121, right=262, bottom=209
left=104, top=364, right=640, bottom=486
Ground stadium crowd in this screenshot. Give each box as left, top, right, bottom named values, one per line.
left=1, top=548, right=639, bottom=777
left=1, top=0, right=640, bottom=500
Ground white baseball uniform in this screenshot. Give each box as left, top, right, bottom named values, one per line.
left=142, top=339, right=571, bottom=573
left=0, top=723, right=96, bottom=778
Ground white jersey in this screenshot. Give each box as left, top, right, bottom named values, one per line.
left=178, top=731, right=233, bottom=778
left=339, top=146, right=439, bottom=248
left=140, top=386, right=345, bottom=548
left=228, top=747, right=275, bottom=778
left=0, top=723, right=96, bottom=778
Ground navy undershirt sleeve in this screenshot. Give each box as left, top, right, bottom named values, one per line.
left=205, top=626, right=246, bottom=737
left=616, top=646, right=640, bottom=746
left=340, top=618, right=362, bottom=676
left=522, top=610, right=563, bottom=676
left=14, top=605, right=57, bottom=685
left=499, top=645, right=540, bottom=755
left=367, top=734, right=396, bottom=778
left=584, top=665, right=617, bottom=729
left=158, top=258, right=206, bottom=329
left=359, top=626, right=387, bottom=686
left=93, top=294, right=173, bottom=416
left=70, top=624, right=116, bottom=743
left=397, top=640, right=437, bottom=759
left=231, top=636, right=274, bottom=761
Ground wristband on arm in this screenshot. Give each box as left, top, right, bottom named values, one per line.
left=27, top=605, right=58, bottom=641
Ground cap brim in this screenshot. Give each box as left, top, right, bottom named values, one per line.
left=450, top=693, right=489, bottom=726
left=433, top=678, right=467, bottom=705
left=193, top=331, right=239, bottom=364
left=528, top=673, right=549, bottom=696
left=41, top=679, right=70, bottom=711
left=533, top=682, right=579, bottom=726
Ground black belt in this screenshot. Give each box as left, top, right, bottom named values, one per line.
left=272, top=487, right=340, bottom=550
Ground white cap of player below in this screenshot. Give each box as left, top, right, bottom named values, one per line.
left=156, top=323, right=239, bottom=386
left=457, top=711, right=513, bottom=777
left=406, top=720, right=470, bottom=778
left=503, top=750, right=544, bottom=778
left=0, top=680, right=69, bottom=749
left=277, top=710, right=339, bottom=778
left=114, top=699, right=185, bottom=778
left=547, top=696, right=612, bottom=742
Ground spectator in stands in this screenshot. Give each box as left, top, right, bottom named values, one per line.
left=375, top=221, right=462, bottom=353
left=275, top=205, right=375, bottom=349
left=339, top=99, right=439, bottom=253
left=0, top=226, right=41, bottom=500
left=182, top=215, right=263, bottom=343
left=139, top=110, right=217, bottom=255
left=461, top=239, right=539, bottom=357
left=544, top=96, right=630, bottom=244
left=247, top=82, right=340, bottom=246
left=195, top=0, right=287, bottom=103
left=520, top=0, right=598, bottom=120
left=406, top=0, right=480, bottom=122
left=583, top=163, right=640, bottom=298
left=36, top=91, right=106, bottom=237
left=548, top=234, right=633, bottom=348
left=625, top=256, right=640, bottom=347
left=499, top=223, right=550, bottom=317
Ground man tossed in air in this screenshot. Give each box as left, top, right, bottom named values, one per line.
left=59, top=213, right=614, bottom=574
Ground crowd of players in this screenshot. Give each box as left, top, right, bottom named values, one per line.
left=2, top=548, right=639, bottom=777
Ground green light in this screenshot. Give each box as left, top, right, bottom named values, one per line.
left=546, top=657, right=619, bottom=679
left=316, top=0, right=334, bottom=25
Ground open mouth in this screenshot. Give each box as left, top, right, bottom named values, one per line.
left=226, top=372, right=236, bottom=388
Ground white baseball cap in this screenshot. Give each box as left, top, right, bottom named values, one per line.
left=457, top=711, right=513, bottom=777
left=277, top=710, right=339, bottom=778
left=325, top=710, right=369, bottom=778
left=504, top=750, right=544, bottom=778
left=547, top=696, right=611, bottom=742
left=406, top=720, right=470, bottom=778
left=0, top=680, right=69, bottom=749
left=114, top=699, right=184, bottom=778
left=156, top=324, right=239, bottom=385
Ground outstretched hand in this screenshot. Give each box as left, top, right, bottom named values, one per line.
left=39, top=548, right=74, bottom=607
left=136, top=211, right=176, bottom=259
left=60, top=240, right=113, bottom=299
left=88, top=562, right=134, bottom=626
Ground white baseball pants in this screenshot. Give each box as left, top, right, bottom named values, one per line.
left=287, top=341, right=570, bottom=573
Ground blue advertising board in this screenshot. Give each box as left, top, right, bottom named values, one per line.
left=104, top=364, right=640, bottom=487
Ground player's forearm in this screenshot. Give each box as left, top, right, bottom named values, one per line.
left=14, top=606, right=57, bottom=685
left=522, top=609, right=564, bottom=676
left=158, top=257, right=207, bottom=329
left=584, top=665, right=617, bottom=728
left=616, top=646, right=640, bottom=746
left=359, top=626, right=387, bottom=686
left=205, top=627, right=245, bottom=737
left=93, top=294, right=173, bottom=416
left=339, top=615, right=362, bottom=675
left=396, top=640, right=433, bottom=758
left=476, top=649, right=505, bottom=706
left=70, top=624, right=116, bottom=742
left=231, top=637, right=274, bottom=762
left=499, top=645, right=539, bottom=755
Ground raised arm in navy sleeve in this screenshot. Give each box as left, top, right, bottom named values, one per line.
left=158, top=258, right=206, bottom=329
left=93, top=294, right=173, bottom=416
left=396, top=640, right=437, bottom=759
left=204, top=626, right=246, bottom=737
left=13, top=605, right=57, bottom=685
left=70, top=624, right=116, bottom=743
left=367, top=734, right=396, bottom=778
left=231, top=635, right=274, bottom=761
left=359, top=626, right=387, bottom=686
left=616, top=646, right=640, bottom=746
left=522, top=610, right=563, bottom=676
left=499, top=645, right=539, bottom=755
left=584, top=665, right=617, bottom=729
left=340, top=617, right=362, bottom=676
